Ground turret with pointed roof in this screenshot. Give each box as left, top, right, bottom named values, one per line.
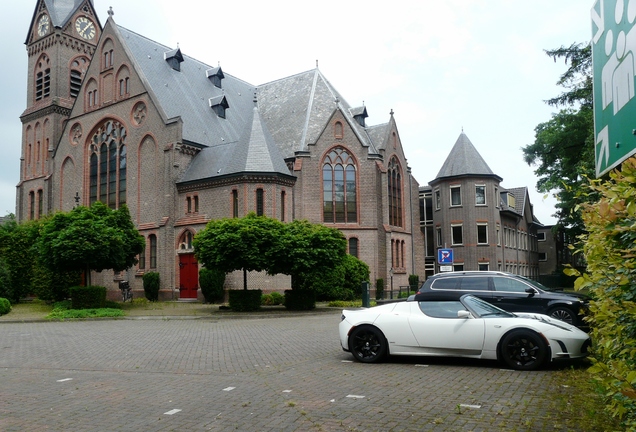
left=432, top=132, right=502, bottom=182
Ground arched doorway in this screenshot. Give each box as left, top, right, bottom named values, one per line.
left=177, top=230, right=198, bottom=299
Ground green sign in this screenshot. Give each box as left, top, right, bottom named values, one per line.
left=592, top=0, right=636, bottom=176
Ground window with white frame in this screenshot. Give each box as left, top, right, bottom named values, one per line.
left=450, top=185, right=461, bottom=206
left=475, top=185, right=486, bottom=205
left=477, top=223, right=488, bottom=244
left=451, top=224, right=463, bottom=245
left=434, top=189, right=441, bottom=210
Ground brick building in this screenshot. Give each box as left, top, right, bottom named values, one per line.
left=420, top=133, right=542, bottom=278
left=18, top=0, right=425, bottom=299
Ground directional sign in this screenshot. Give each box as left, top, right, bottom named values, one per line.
left=438, top=248, right=453, bottom=264
left=592, top=0, right=636, bottom=176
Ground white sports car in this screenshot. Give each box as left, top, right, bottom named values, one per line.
left=339, top=293, right=591, bottom=370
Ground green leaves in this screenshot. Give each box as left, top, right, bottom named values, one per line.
left=523, top=43, right=595, bottom=238
left=37, top=202, right=144, bottom=278
left=193, top=214, right=347, bottom=290
left=576, top=158, right=636, bottom=427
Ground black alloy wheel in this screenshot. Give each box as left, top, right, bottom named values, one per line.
left=349, top=326, right=387, bottom=363
left=500, top=330, right=547, bottom=371
left=549, top=307, right=576, bottom=325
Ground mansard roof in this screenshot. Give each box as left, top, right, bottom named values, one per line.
left=433, top=132, right=502, bottom=182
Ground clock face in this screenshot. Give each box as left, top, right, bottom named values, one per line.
left=37, top=15, right=50, bottom=37
left=75, top=17, right=96, bottom=40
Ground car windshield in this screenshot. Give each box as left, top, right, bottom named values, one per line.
left=517, top=276, right=551, bottom=292
left=461, top=295, right=514, bottom=318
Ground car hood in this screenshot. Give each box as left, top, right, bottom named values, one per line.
left=514, top=312, right=583, bottom=332
left=541, top=290, right=589, bottom=302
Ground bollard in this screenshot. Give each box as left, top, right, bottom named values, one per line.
left=361, top=281, right=370, bottom=308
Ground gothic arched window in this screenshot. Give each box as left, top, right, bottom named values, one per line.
left=388, top=156, right=403, bottom=227
left=89, top=120, right=127, bottom=208
left=323, top=147, right=357, bottom=223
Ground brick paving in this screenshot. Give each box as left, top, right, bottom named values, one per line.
left=0, top=313, right=587, bottom=431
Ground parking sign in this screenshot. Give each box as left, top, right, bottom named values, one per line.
left=438, top=248, right=453, bottom=264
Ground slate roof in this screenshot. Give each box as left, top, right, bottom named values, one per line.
left=257, top=69, right=384, bottom=158
left=433, top=133, right=502, bottom=181
left=180, top=101, right=292, bottom=182
left=114, top=23, right=390, bottom=184
left=117, top=25, right=256, bottom=149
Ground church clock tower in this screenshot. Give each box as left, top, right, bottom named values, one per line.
left=17, top=0, right=101, bottom=221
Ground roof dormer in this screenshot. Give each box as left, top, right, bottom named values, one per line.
left=206, top=67, right=224, bottom=88
left=209, top=95, right=229, bottom=118
left=350, top=106, right=368, bottom=127
left=164, top=48, right=184, bottom=71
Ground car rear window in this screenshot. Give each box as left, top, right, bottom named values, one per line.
left=459, top=277, right=490, bottom=291
left=430, top=277, right=460, bottom=290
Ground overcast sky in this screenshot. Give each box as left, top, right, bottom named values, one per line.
left=2, top=1, right=593, bottom=224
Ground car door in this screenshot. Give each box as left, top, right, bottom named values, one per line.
left=408, top=300, right=485, bottom=354
left=491, top=276, right=544, bottom=313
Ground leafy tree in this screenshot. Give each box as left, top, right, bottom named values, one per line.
left=37, top=203, right=144, bottom=285
left=194, top=214, right=347, bottom=291
left=566, top=157, right=636, bottom=429
left=522, top=43, right=596, bottom=238
left=193, top=213, right=285, bottom=290
left=0, top=217, right=42, bottom=303
left=271, top=219, right=347, bottom=289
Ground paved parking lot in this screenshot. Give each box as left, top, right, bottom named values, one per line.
left=0, top=312, right=584, bottom=431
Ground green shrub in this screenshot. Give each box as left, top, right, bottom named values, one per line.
left=284, top=289, right=315, bottom=310
left=0, top=259, right=11, bottom=303
left=262, top=292, right=284, bottom=305
left=228, top=289, right=262, bottom=311
left=408, top=274, right=420, bottom=290
left=199, top=267, right=225, bottom=303
left=69, top=286, right=106, bottom=309
left=298, top=255, right=369, bottom=301
left=375, top=278, right=384, bottom=300
left=31, top=266, right=82, bottom=303
left=0, top=297, right=11, bottom=315
left=142, top=272, right=160, bottom=301
left=567, top=157, right=636, bottom=428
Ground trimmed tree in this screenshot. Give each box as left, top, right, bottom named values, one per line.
left=193, top=213, right=284, bottom=290
left=37, top=203, right=144, bottom=286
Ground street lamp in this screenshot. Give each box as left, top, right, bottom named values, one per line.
left=389, top=267, right=394, bottom=299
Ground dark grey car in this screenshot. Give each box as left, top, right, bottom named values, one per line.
left=417, top=271, right=589, bottom=327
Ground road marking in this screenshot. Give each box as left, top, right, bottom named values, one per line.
left=346, top=395, right=365, bottom=399
left=223, top=387, right=235, bottom=392
left=164, top=409, right=181, bottom=415
left=459, top=404, right=481, bottom=409
left=56, top=378, right=72, bottom=382
left=414, top=364, right=429, bottom=367
left=283, top=390, right=292, bottom=393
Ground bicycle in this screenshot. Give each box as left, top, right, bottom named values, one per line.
left=119, top=281, right=132, bottom=302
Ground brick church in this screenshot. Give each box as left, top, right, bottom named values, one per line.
left=18, top=0, right=426, bottom=299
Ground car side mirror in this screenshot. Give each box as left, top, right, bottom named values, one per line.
left=525, top=288, right=537, bottom=296
left=457, top=310, right=471, bottom=319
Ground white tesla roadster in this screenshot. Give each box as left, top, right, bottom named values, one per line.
left=339, top=293, right=591, bottom=370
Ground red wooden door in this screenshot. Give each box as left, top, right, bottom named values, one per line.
left=179, top=254, right=199, bottom=299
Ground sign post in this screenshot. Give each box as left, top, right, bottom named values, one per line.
left=438, top=248, right=453, bottom=272
left=592, top=0, right=636, bottom=176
